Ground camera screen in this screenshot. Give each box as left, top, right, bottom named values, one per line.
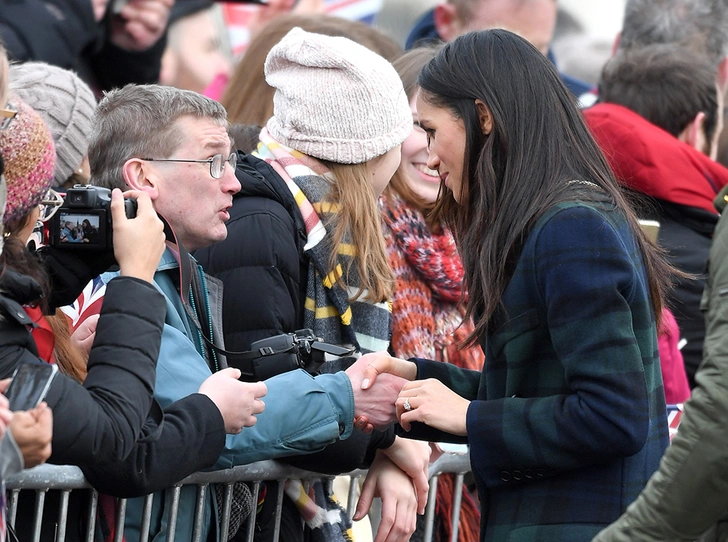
left=58, top=212, right=101, bottom=246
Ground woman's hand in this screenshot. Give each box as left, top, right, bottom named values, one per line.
left=70, top=314, right=99, bottom=359
left=397, top=379, right=470, bottom=435
left=354, top=451, right=418, bottom=542
left=347, top=352, right=417, bottom=432
left=9, top=403, right=53, bottom=467
left=112, top=189, right=166, bottom=283
left=198, top=369, right=267, bottom=433
left=380, top=436, right=431, bottom=514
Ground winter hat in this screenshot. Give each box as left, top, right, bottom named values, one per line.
left=265, top=27, right=412, bottom=164
left=0, top=97, right=55, bottom=226
left=10, top=62, right=96, bottom=187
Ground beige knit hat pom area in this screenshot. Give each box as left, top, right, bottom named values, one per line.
left=264, top=27, right=412, bottom=165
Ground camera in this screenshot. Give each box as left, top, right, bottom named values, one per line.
left=48, top=185, right=137, bottom=250
left=234, top=329, right=355, bottom=381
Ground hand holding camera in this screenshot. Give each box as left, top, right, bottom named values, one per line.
left=111, top=189, right=166, bottom=284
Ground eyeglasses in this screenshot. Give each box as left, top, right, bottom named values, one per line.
left=141, top=152, right=237, bottom=179
left=39, top=189, right=64, bottom=223
left=0, top=103, right=18, bottom=130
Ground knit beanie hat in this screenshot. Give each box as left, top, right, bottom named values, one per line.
left=10, top=62, right=96, bottom=187
left=0, top=97, right=55, bottom=226
left=265, top=27, right=412, bottom=164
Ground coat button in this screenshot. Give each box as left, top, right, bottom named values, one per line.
left=513, top=470, right=523, bottom=481
left=500, top=471, right=512, bottom=482
left=535, top=468, right=545, bottom=478
left=524, top=469, right=534, bottom=479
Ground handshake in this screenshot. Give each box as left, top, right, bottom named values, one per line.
left=344, top=352, right=470, bottom=437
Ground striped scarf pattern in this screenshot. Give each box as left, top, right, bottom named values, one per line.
left=256, top=129, right=391, bottom=366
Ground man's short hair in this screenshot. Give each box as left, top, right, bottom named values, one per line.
left=600, top=44, right=719, bottom=141
left=620, top=0, right=728, bottom=66
left=89, top=84, right=228, bottom=190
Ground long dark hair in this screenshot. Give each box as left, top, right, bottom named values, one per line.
left=422, top=29, right=672, bottom=347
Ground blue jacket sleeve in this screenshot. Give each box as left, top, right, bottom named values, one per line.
left=151, top=320, right=355, bottom=470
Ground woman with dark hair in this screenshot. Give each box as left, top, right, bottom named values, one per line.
left=358, top=29, right=672, bottom=541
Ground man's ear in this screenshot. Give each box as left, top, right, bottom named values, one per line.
left=122, top=158, right=159, bottom=199
left=678, top=112, right=707, bottom=154
left=434, top=3, right=460, bottom=42
left=475, top=100, right=493, bottom=135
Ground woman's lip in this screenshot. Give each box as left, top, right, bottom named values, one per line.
left=412, top=164, right=441, bottom=184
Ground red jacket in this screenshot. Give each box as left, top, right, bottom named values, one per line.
left=584, top=102, right=728, bottom=390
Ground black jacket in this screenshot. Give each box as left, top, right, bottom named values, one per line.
left=195, top=153, right=395, bottom=473
left=642, top=199, right=717, bottom=387
left=1, top=268, right=226, bottom=541
left=0, top=270, right=165, bottom=465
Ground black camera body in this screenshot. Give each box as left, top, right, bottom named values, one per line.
left=48, top=185, right=136, bottom=250
left=242, top=329, right=354, bottom=381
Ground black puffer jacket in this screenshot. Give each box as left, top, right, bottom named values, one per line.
left=2, top=268, right=226, bottom=541
left=0, top=270, right=165, bottom=464
left=195, top=153, right=395, bottom=473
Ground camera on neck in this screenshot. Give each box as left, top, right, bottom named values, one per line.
left=232, top=329, right=355, bottom=381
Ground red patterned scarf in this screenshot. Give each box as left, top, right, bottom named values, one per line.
left=379, top=192, right=484, bottom=371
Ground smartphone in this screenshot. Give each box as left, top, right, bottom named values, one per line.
left=4, top=362, right=58, bottom=412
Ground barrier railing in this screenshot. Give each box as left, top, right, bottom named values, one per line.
left=5, top=452, right=472, bottom=542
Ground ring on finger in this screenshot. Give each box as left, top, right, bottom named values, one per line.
left=403, top=398, right=412, bottom=412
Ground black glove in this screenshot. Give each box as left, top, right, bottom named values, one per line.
left=33, top=244, right=117, bottom=309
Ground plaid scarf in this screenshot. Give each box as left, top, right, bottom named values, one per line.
left=256, top=130, right=392, bottom=370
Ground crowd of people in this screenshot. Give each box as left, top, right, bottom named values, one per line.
left=1, top=0, right=728, bottom=541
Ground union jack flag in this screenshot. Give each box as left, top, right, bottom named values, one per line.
left=666, top=404, right=684, bottom=441
left=60, top=276, right=107, bottom=331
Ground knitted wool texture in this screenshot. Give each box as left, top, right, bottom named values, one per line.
left=379, top=191, right=484, bottom=371
left=10, top=62, right=96, bottom=187
left=265, top=27, right=412, bottom=165
left=0, top=98, right=55, bottom=225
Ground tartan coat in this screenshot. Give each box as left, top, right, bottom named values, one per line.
left=411, top=199, right=669, bottom=541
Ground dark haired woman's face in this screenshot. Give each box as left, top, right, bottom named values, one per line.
left=415, top=93, right=466, bottom=203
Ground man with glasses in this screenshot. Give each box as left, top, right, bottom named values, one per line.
left=86, top=84, right=408, bottom=541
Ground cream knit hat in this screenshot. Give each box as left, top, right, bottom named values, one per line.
left=265, top=27, right=412, bottom=164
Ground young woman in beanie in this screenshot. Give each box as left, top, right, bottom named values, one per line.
left=378, top=46, right=483, bottom=542
left=356, top=30, right=673, bottom=542
left=196, top=27, right=429, bottom=542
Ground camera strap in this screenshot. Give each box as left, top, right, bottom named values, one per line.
left=160, top=216, right=316, bottom=381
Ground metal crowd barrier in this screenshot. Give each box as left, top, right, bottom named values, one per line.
left=5, top=452, right=472, bottom=542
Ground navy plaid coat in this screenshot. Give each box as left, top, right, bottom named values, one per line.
left=412, top=200, right=669, bottom=541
